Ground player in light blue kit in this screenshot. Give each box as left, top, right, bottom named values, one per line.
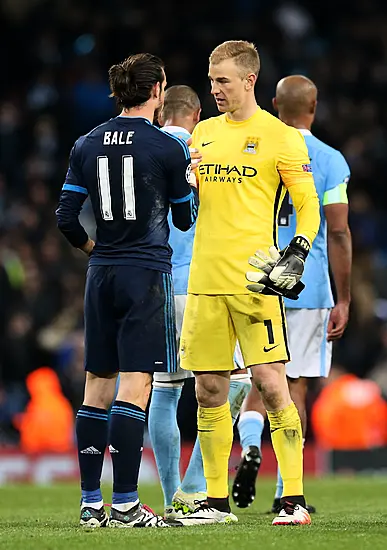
left=148, top=86, right=251, bottom=518
left=232, top=75, right=352, bottom=513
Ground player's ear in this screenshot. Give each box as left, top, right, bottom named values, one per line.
left=245, top=73, right=256, bottom=92
left=311, top=99, right=317, bottom=115
left=153, top=81, right=161, bottom=100
left=194, top=108, right=201, bottom=124
left=272, top=97, right=278, bottom=112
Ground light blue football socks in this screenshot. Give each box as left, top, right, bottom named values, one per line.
left=238, top=410, right=265, bottom=453
left=148, top=386, right=182, bottom=506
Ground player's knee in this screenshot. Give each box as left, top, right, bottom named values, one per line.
left=195, top=377, right=227, bottom=408
left=83, top=372, right=117, bottom=409
left=259, top=381, right=284, bottom=410
left=117, top=372, right=152, bottom=410
left=83, top=393, right=112, bottom=410
left=252, top=367, right=289, bottom=411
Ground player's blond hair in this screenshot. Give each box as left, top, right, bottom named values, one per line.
left=210, top=40, right=260, bottom=77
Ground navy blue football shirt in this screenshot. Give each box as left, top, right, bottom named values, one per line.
left=56, top=115, right=198, bottom=272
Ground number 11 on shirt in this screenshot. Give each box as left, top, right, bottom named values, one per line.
left=97, top=155, right=136, bottom=221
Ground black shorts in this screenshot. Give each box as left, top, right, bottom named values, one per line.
left=84, top=265, right=177, bottom=375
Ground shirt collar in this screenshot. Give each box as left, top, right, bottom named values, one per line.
left=297, top=129, right=312, bottom=136
left=162, top=125, right=188, bottom=134
left=117, top=115, right=149, bottom=121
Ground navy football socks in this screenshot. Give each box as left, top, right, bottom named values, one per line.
left=76, top=405, right=109, bottom=508
left=109, top=400, right=146, bottom=511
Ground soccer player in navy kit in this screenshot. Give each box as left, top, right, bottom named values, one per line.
left=56, top=53, right=198, bottom=528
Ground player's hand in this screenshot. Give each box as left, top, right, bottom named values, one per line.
left=246, top=247, right=281, bottom=288
left=186, top=137, right=202, bottom=170
left=79, top=238, right=95, bottom=257
left=268, top=236, right=310, bottom=289
left=327, top=301, right=350, bottom=341
left=245, top=246, right=305, bottom=300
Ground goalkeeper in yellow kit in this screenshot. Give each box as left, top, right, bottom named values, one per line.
left=178, top=41, right=320, bottom=527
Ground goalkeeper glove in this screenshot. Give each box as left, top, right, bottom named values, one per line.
left=245, top=236, right=309, bottom=300
left=268, top=235, right=310, bottom=289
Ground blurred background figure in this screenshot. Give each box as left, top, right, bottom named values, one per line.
left=14, top=367, right=74, bottom=453
left=312, top=366, right=387, bottom=450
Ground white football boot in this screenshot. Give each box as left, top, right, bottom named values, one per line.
left=109, top=503, right=183, bottom=527
left=178, top=502, right=238, bottom=526
left=272, top=501, right=311, bottom=526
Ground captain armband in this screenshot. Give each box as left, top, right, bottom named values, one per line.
left=323, top=182, right=348, bottom=206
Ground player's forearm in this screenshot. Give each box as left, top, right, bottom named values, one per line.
left=57, top=217, right=89, bottom=249
left=288, top=182, right=320, bottom=245
left=328, top=226, right=352, bottom=304
left=170, top=186, right=199, bottom=232
left=56, top=191, right=89, bottom=248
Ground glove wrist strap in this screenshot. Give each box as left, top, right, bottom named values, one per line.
left=289, top=235, right=310, bottom=260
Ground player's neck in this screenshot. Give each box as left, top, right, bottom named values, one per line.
left=227, top=97, right=258, bottom=122
left=281, top=116, right=312, bottom=131
left=120, top=106, right=155, bottom=124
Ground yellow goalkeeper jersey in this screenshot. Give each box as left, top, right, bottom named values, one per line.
left=189, top=107, right=319, bottom=294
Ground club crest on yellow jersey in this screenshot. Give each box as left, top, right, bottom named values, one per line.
left=242, top=137, right=259, bottom=155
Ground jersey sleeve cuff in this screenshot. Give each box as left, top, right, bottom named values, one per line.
left=62, top=183, right=88, bottom=195
left=169, top=191, right=194, bottom=204
left=294, top=234, right=311, bottom=246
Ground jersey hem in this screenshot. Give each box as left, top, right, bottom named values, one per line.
left=89, top=257, right=171, bottom=273
left=285, top=303, right=334, bottom=309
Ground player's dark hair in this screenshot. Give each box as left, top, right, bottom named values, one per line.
left=109, top=53, right=165, bottom=109
left=161, top=85, right=201, bottom=122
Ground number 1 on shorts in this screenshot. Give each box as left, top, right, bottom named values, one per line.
left=264, top=319, right=275, bottom=345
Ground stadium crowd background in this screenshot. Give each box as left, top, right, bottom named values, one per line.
left=1, top=0, right=387, bottom=446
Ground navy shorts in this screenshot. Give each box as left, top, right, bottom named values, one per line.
left=84, top=265, right=177, bottom=375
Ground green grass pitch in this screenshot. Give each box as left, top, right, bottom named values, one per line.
left=1, top=477, right=387, bottom=550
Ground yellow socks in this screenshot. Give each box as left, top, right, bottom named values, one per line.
left=267, top=402, right=303, bottom=497
left=197, top=401, right=233, bottom=498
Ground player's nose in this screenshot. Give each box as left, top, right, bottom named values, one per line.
left=211, top=82, right=220, bottom=95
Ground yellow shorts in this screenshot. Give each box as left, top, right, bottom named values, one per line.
left=180, top=293, right=290, bottom=372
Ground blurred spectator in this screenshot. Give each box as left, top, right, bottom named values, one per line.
left=27, top=71, right=59, bottom=112
left=14, top=367, right=74, bottom=453
left=0, top=310, right=36, bottom=440
left=0, top=102, right=23, bottom=192
left=312, top=366, right=387, bottom=449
